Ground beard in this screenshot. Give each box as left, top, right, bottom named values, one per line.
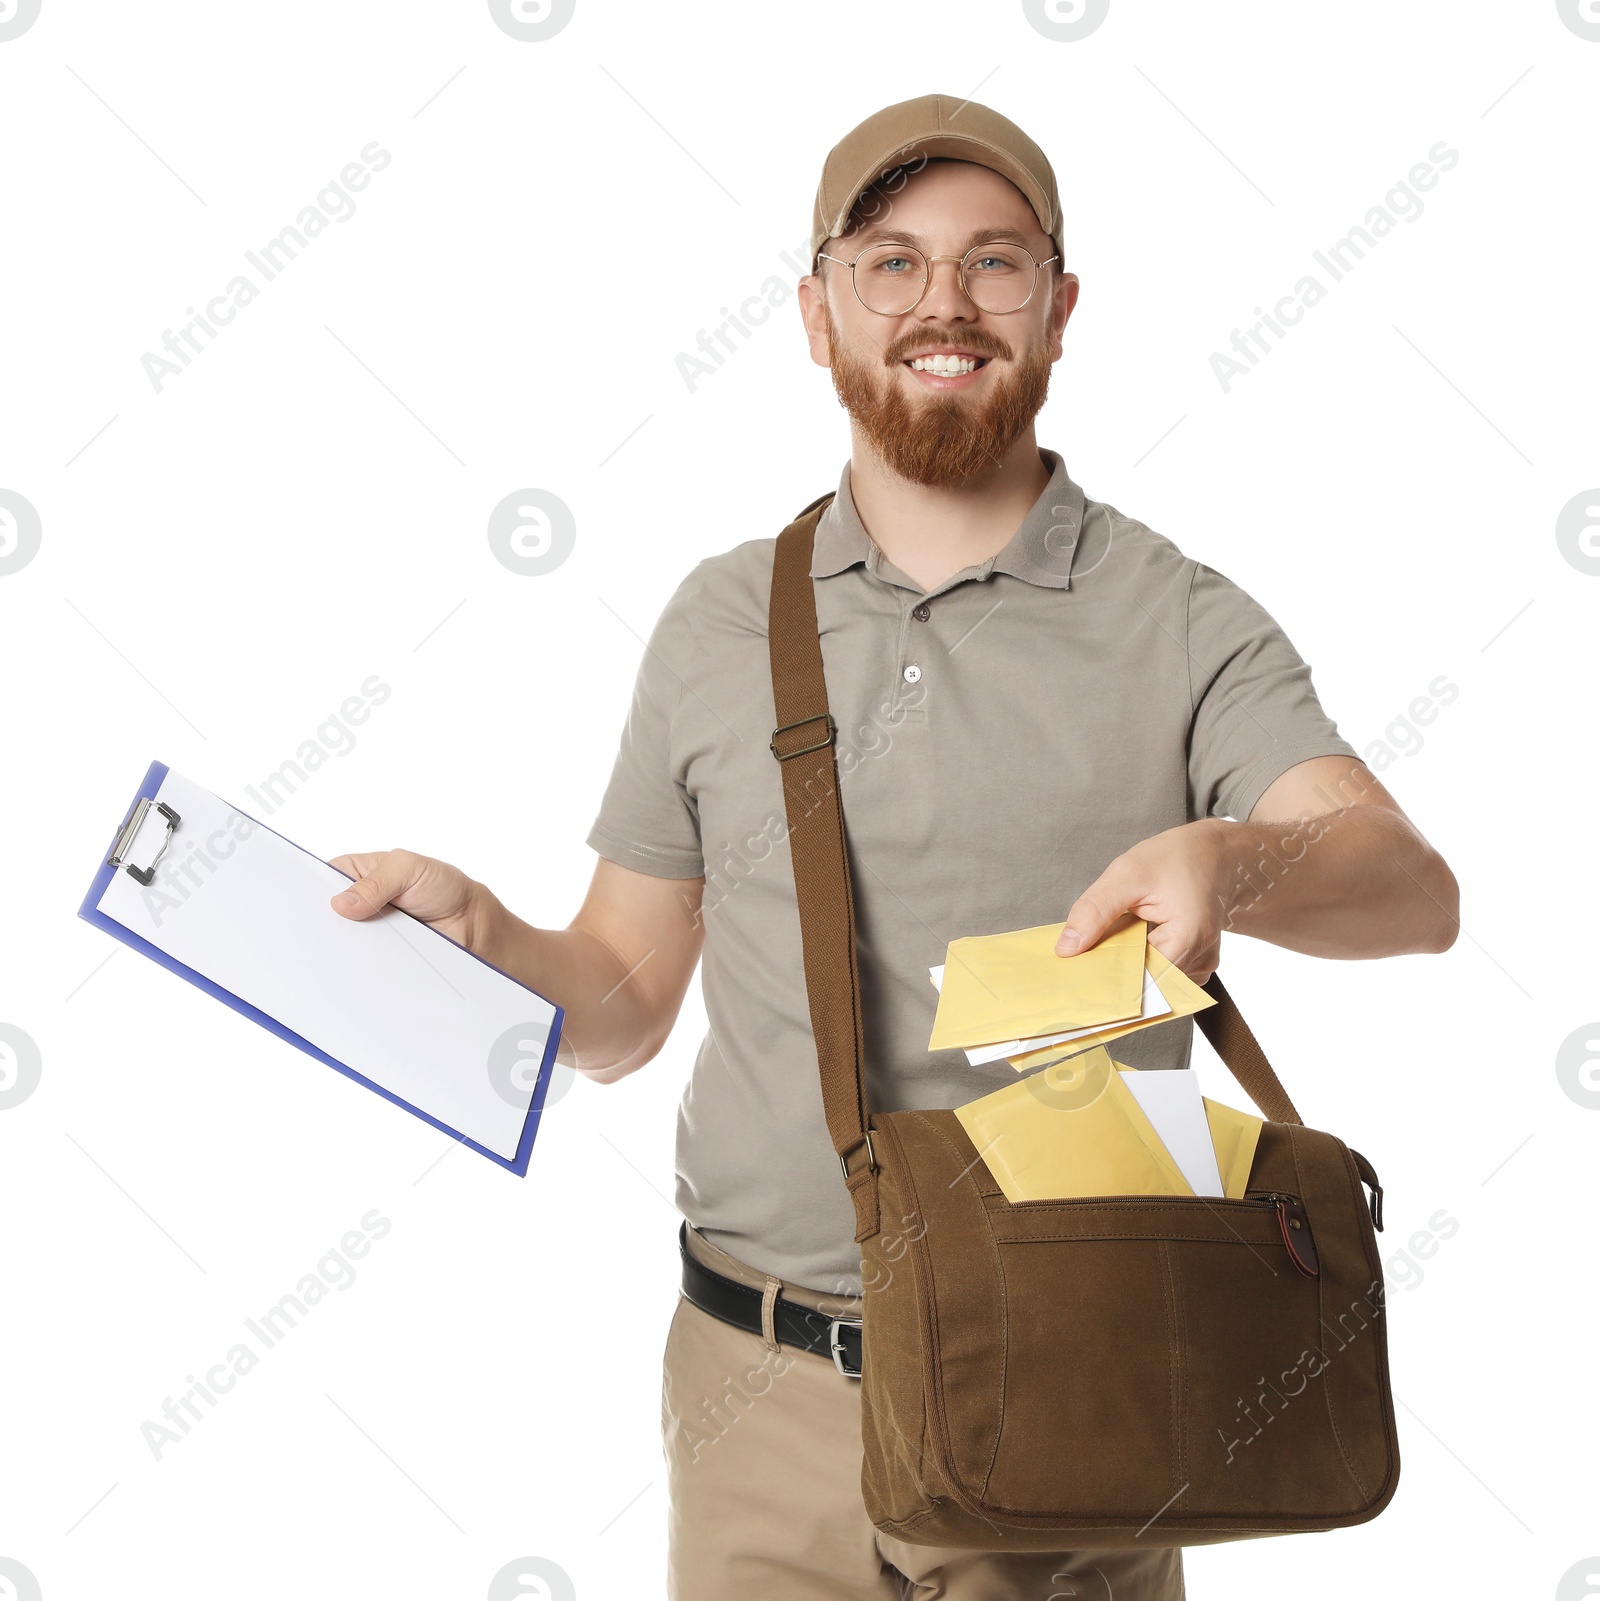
left=823, top=300, right=1053, bottom=488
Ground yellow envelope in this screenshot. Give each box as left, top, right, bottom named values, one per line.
left=953, top=1046, right=1196, bottom=1202
left=929, top=917, right=1147, bottom=1053
left=1005, top=943, right=1216, bottom=1070
left=1203, top=1096, right=1265, bottom=1199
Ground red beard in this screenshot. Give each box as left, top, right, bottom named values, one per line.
left=824, top=303, right=1052, bottom=488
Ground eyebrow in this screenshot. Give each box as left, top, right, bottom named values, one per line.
left=846, top=225, right=1039, bottom=250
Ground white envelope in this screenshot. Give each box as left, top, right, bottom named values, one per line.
left=1118, top=1066, right=1225, bottom=1197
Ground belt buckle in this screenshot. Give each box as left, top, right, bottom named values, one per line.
left=829, top=1314, right=862, bottom=1377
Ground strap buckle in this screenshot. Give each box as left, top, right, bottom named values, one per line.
left=770, top=711, right=836, bottom=762
left=829, top=1315, right=863, bottom=1377
left=839, top=1129, right=875, bottom=1179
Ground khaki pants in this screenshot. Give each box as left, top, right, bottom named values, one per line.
left=664, top=1224, right=1185, bottom=1599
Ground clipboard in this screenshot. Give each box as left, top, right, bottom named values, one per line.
left=78, top=760, right=565, bottom=1176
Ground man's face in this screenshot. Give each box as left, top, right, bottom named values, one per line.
left=800, top=159, right=1078, bottom=488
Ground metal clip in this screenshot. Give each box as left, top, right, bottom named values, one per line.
left=107, top=797, right=181, bottom=887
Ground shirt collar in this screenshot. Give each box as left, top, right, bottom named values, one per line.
left=809, top=448, right=1087, bottom=591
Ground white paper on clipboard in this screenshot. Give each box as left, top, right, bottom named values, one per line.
left=90, top=766, right=559, bottom=1163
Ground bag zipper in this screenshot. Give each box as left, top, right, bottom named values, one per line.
left=1246, top=1190, right=1320, bottom=1277
left=993, top=1190, right=1320, bottom=1277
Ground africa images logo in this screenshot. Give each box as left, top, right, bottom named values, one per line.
left=0, top=0, right=42, bottom=42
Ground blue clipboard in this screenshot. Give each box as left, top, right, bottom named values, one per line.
left=78, top=760, right=564, bottom=1177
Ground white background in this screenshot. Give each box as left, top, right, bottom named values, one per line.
left=2, top=2, right=1596, bottom=1597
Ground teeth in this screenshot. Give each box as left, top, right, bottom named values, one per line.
left=910, top=355, right=979, bottom=374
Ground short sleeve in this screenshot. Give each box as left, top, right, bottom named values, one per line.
left=584, top=565, right=706, bottom=879
left=1185, top=561, right=1359, bottom=822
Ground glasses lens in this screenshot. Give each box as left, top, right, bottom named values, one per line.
left=853, top=244, right=928, bottom=315
left=962, top=245, right=1038, bottom=313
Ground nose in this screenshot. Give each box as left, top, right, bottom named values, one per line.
left=915, top=256, right=978, bottom=321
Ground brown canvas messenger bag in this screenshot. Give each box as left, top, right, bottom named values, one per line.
left=766, top=492, right=1400, bottom=1550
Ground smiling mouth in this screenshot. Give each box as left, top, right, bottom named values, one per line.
left=903, top=354, right=990, bottom=376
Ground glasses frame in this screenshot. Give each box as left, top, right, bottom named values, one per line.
left=815, top=240, right=1060, bottom=317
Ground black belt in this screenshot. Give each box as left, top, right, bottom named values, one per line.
left=678, top=1220, right=862, bottom=1378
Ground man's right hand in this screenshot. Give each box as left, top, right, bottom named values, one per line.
left=328, top=849, right=484, bottom=952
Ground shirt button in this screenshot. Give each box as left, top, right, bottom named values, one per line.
left=903, top=663, right=922, bottom=683
left=912, top=601, right=931, bottom=621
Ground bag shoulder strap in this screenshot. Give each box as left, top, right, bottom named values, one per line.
left=1192, top=975, right=1302, bottom=1126
left=766, top=499, right=1303, bottom=1230
left=767, top=496, right=882, bottom=1240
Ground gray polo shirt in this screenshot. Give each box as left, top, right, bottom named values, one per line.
left=586, top=448, right=1358, bottom=1296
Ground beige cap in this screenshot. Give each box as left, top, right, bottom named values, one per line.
left=810, top=93, right=1062, bottom=266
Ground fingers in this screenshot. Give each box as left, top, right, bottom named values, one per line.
left=328, top=849, right=417, bottom=920
left=328, top=852, right=386, bottom=883
left=1055, top=884, right=1134, bottom=954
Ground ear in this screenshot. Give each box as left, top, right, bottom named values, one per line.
left=796, top=271, right=834, bottom=370
left=1046, top=269, right=1079, bottom=364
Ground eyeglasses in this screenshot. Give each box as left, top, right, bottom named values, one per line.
left=816, top=241, right=1059, bottom=316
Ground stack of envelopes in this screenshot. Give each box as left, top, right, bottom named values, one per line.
left=928, top=917, right=1263, bottom=1202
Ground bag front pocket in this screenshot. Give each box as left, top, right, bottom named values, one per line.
left=967, top=1192, right=1362, bottom=1522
